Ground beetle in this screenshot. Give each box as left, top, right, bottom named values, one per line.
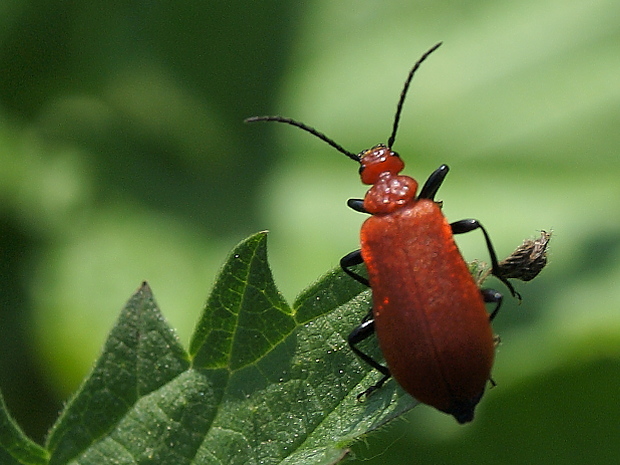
left=246, top=42, right=518, bottom=423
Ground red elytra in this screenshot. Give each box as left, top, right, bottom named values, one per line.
left=246, top=43, right=517, bottom=423
left=357, top=145, right=497, bottom=422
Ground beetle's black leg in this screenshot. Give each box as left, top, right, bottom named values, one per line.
left=347, top=198, right=368, bottom=214
left=348, top=314, right=391, bottom=398
left=450, top=219, right=520, bottom=300
left=481, top=288, right=503, bottom=321
left=418, top=164, right=449, bottom=200
left=340, top=249, right=369, bottom=287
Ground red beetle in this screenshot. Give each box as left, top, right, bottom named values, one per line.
left=246, top=43, right=517, bottom=423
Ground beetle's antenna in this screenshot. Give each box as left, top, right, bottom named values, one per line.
left=245, top=116, right=360, bottom=162
left=387, top=42, right=442, bottom=149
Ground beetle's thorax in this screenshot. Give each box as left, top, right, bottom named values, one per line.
left=359, top=144, right=418, bottom=214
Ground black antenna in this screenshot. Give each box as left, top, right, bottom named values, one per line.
left=245, top=116, right=360, bottom=162
left=387, top=42, right=442, bottom=149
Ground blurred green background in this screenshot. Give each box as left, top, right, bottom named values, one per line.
left=0, top=0, right=618, bottom=463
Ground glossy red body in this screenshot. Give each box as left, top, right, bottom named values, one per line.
left=359, top=146, right=495, bottom=417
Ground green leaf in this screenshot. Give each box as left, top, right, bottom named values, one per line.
left=0, top=391, right=49, bottom=464
left=1, top=231, right=415, bottom=464
left=189, top=232, right=417, bottom=464
left=45, top=281, right=228, bottom=465
left=4, top=230, right=545, bottom=464
left=190, top=231, right=295, bottom=370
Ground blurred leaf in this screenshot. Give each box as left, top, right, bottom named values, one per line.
left=0, top=392, right=49, bottom=465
